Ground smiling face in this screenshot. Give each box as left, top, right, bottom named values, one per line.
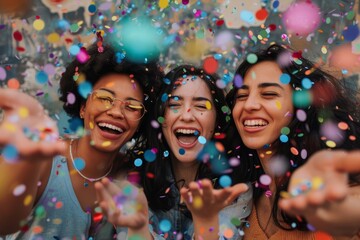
left=232, top=61, right=294, bottom=151
left=80, top=73, right=144, bottom=152
left=162, top=76, right=217, bottom=163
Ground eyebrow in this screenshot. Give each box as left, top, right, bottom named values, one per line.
left=170, top=96, right=212, bottom=102
left=239, top=82, right=285, bottom=90
left=98, top=88, right=142, bottom=102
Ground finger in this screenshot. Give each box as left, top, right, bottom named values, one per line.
left=115, top=212, right=147, bottom=229
left=224, top=183, right=249, bottom=204
left=334, top=151, right=360, bottom=173
left=188, top=181, right=202, bottom=199
left=0, top=89, right=43, bottom=113
left=199, top=179, right=214, bottom=202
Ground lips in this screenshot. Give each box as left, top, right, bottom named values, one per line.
left=97, top=121, right=125, bottom=140
left=174, top=128, right=199, bottom=148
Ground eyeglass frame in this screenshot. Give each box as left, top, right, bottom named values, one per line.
left=90, top=89, right=147, bottom=121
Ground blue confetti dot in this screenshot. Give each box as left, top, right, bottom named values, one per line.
left=342, top=25, right=359, bottom=42
left=197, top=136, right=206, bottom=144
left=179, top=148, right=185, bottom=155
left=214, top=53, right=222, bottom=60
left=74, top=158, right=85, bottom=171
left=240, top=10, right=255, bottom=24
left=273, top=0, right=279, bottom=8
left=69, top=45, right=80, bottom=56
left=163, top=78, right=171, bottom=85
left=161, top=93, right=168, bottom=102
left=159, top=219, right=171, bottom=232
left=279, top=134, right=289, bottom=143
left=3, top=145, right=18, bottom=162
left=163, top=150, right=169, bottom=157
left=69, top=117, right=83, bottom=132
left=134, top=158, right=143, bottom=167
left=36, top=71, right=48, bottom=84
left=301, top=78, right=313, bottom=89
left=144, top=149, right=156, bottom=162
left=280, top=73, right=290, bottom=84
left=88, top=4, right=97, bottom=13
left=194, top=130, right=199, bottom=136
left=78, top=81, right=92, bottom=98
left=219, top=175, right=232, bottom=187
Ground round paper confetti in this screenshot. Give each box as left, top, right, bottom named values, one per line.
left=246, top=53, right=258, bottom=64
left=36, top=71, right=48, bottom=84
left=259, top=174, right=272, bottom=185
left=296, top=109, right=307, bottom=122
left=179, top=148, right=185, bottom=155
left=47, top=33, right=60, bottom=43
left=13, top=31, right=22, bottom=41
left=234, top=74, right=243, bottom=88
left=203, top=57, right=218, bottom=74
left=134, top=158, right=143, bottom=167
left=342, top=25, right=359, bottom=42
left=33, top=19, right=45, bottom=31
left=159, top=219, right=171, bottom=232
left=144, top=149, right=156, bottom=162
left=7, top=78, right=20, bottom=89
left=3, top=145, right=18, bottom=162
left=74, top=158, right=85, bottom=171
left=301, top=78, right=313, bottom=89
left=88, top=4, right=97, bottom=13
left=219, top=175, right=232, bottom=187
left=292, top=91, right=312, bottom=108
left=0, top=67, right=6, bottom=80
left=78, top=81, right=92, bottom=98
left=229, top=157, right=240, bottom=167
left=13, top=184, right=26, bottom=196
left=279, top=134, right=288, bottom=143
left=197, top=136, right=206, bottom=144
left=280, top=73, right=290, bottom=84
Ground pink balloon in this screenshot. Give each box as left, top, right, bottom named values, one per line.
left=282, top=2, right=321, bottom=36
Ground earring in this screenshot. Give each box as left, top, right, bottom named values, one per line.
left=80, top=113, right=84, bottom=119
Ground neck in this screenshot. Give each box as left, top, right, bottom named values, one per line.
left=70, top=138, right=117, bottom=179
left=171, top=158, right=200, bottom=187
left=257, top=148, right=277, bottom=194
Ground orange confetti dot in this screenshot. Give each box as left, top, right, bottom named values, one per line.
left=32, top=226, right=43, bottom=234
left=290, top=147, right=299, bottom=155
left=8, top=78, right=20, bottom=89
left=203, top=56, right=218, bottom=74
left=223, top=228, right=234, bottom=238
left=314, top=231, right=333, bottom=240
left=55, top=201, right=63, bottom=209
left=338, top=122, right=348, bottom=130
left=215, top=142, right=225, bottom=152
left=349, top=135, right=356, bottom=141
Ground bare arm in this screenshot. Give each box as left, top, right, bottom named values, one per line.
left=0, top=89, right=65, bottom=234
left=279, top=149, right=360, bottom=236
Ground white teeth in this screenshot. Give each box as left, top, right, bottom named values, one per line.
left=176, top=129, right=196, bottom=135
left=244, top=119, right=268, bottom=127
left=98, top=122, right=123, bottom=133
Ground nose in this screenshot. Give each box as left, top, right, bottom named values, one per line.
left=243, top=94, right=261, bottom=111
left=179, top=107, right=196, bottom=122
left=106, top=101, right=125, bottom=119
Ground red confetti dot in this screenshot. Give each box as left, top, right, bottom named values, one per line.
left=268, top=24, right=277, bottom=31
left=35, top=15, right=40, bottom=19
left=203, top=57, right=218, bottom=74
left=255, top=8, right=268, bottom=21
left=182, top=0, right=189, bottom=5
left=13, top=31, right=22, bottom=41
left=16, top=46, right=25, bottom=52
left=292, top=51, right=303, bottom=58
left=216, top=19, right=225, bottom=26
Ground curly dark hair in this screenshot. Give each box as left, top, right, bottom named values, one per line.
left=226, top=43, right=360, bottom=231
left=141, top=64, right=232, bottom=212
left=58, top=42, right=164, bottom=162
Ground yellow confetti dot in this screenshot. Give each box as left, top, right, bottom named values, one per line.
left=102, top=141, right=111, bottom=147
left=24, top=194, right=32, bottom=206
left=47, top=32, right=60, bottom=43
left=111, top=16, right=118, bottom=21
left=158, top=0, right=169, bottom=9
left=312, top=177, right=323, bottom=190
left=321, top=46, right=328, bottom=54
left=193, top=196, right=203, bottom=209
left=265, top=150, right=272, bottom=155
left=280, top=191, right=292, bottom=199
left=53, top=218, right=62, bottom=224
left=205, top=100, right=212, bottom=110
left=89, top=121, right=94, bottom=129
left=33, top=19, right=45, bottom=31
left=4, top=123, right=17, bottom=132
left=325, top=140, right=336, bottom=148
left=275, top=100, right=282, bottom=109
left=18, top=107, right=29, bottom=118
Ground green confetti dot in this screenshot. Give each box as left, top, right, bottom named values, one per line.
left=231, top=218, right=242, bottom=227
left=346, top=10, right=355, bottom=20
left=292, top=91, right=312, bottom=108
left=246, top=53, right=258, bottom=64
left=281, top=127, right=290, bottom=135
left=70, top=24, right=80, bottom=33
left=157, top=116, right=165, bottom=124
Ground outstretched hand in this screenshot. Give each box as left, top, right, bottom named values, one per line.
left=0, top=89, right=65, bottom=161
left=279, top=149, right=360, bottom=235
left=95, top=178, right=149, bottom=230
left=180, top=179, right=249, bottom=220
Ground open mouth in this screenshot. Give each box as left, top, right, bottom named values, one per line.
left=243, top=119, right=269, bottom=128
left=175, top=128, right=199, bottom=146
left=98, top=122, right=124, bottom=135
